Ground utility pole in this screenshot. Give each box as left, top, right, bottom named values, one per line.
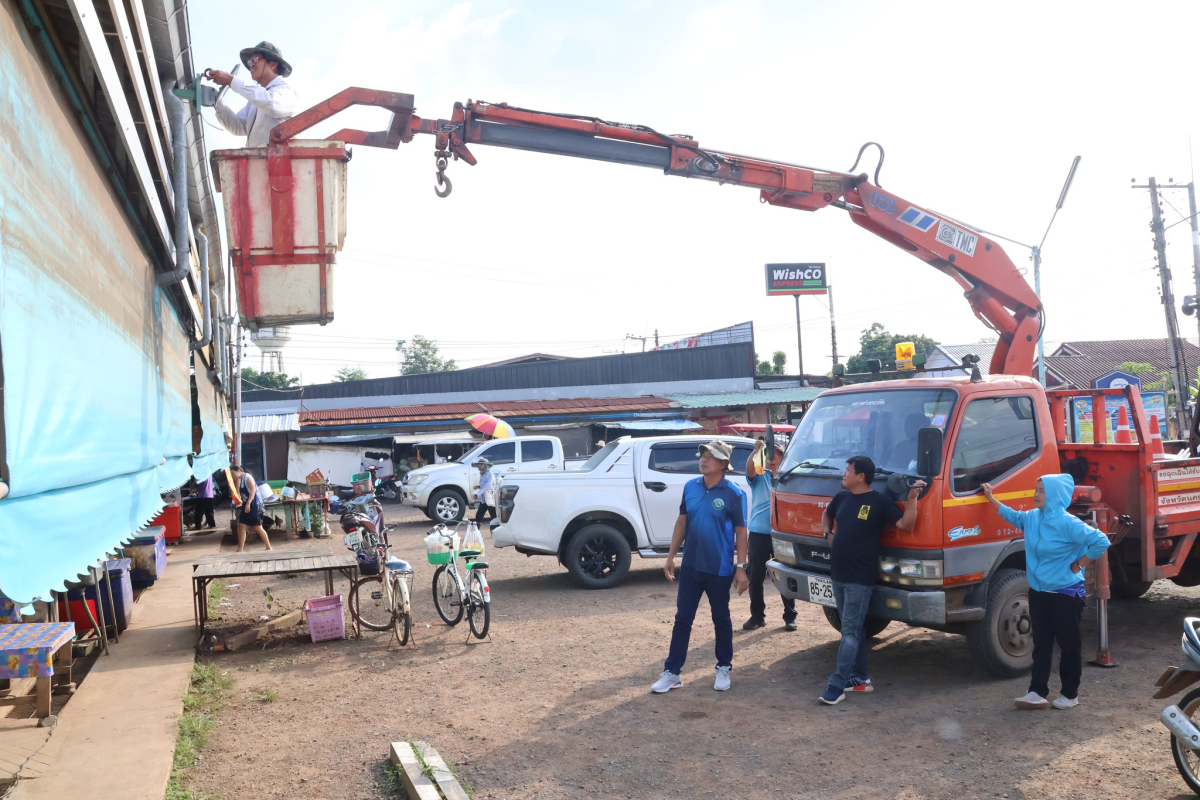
left=828, top=285, right=839, bottom=366
left=794, top=295, right=805, bottom=384
left=654, top=329, right=659, bottom=348
left=234, top=323, right=243, bottom=465
left=1188, top=182, right=1200, bottom=352
left=1142, top=177, right=1191, bottom=436
left=626, top=333, right=649, bottom=352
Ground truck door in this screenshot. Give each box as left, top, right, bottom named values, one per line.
left=944, top=394, right=1042, bottom=544
left=517, top=439, right=558, bottom=473
left=637, top=441, right=753, bottom=545
left=469, top=441, right=517, bottom=496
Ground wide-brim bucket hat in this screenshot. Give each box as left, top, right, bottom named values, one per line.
left=240, top=41, right=292, bottom=77
left=698, top=440, right=735, bottom=470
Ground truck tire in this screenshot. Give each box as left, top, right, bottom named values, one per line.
left=821, top=606, right=891, bottom=638
left=1111, top=576, right=1154, bottom=598
left=966, top=568, right=1033, bottom=678
left=1172, top=557, right=1200, bottom=588
left=429, top=489, right=465, bottom=523
left=564, top=524, right=631, bottom=589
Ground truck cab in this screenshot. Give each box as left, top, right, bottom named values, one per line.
left=768, top=373, right=1057, bottom=676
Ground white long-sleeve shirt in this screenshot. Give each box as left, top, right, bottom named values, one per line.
left=215, top=75, right=298, bottom=147
left=475, top=469, right=495, bottom=504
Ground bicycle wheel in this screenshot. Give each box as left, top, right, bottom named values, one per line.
left=432, top=565, right=463, bottom=625
left=467, top=572, right=490, bottom=639
left=392, top=573, right=411, bottom=646
left=350, top=575, right=395, bottom=631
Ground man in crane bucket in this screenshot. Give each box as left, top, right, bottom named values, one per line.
left=206, top=41, right=298, bottom=147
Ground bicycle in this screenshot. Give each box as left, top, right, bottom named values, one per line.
left=344, top=520, right=414, bottom=646
left=427, top=524, right=491, bottom=639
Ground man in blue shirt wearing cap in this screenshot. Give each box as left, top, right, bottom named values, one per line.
left=652, top=440, right=749, bottom=693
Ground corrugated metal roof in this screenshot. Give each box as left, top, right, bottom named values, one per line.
left=663, top=388, right=824, bottom=408
left=240, top=412, right=300, bottom=433
left=300, top=396, right=676, bottom=427
left=243, top=341, right=755, bottom=403
left=1044, top=338, right=1200, bottom=389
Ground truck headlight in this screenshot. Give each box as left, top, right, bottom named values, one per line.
left=407, top=475, right=429, bottom=486
left=879, top=557, right=942, bottom=586
left=771, top=537, right=796, bottom=565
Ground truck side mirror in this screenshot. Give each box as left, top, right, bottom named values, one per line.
left=764, top=424, right=775, bottom=455
left=916, top=427, right=944, bottom=478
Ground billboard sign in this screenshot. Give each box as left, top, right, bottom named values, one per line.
left=765, top=263, right=827, bottom=296
left=1068, top=391, right=1167, bottom=444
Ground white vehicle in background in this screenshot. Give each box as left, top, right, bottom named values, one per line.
left=489, top=435, right=756, bottom=588
left=401, top=436, right=569, bottom=523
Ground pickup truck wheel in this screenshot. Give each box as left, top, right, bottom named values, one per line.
left=821, top=606, right=891, bottom=638
left=429, top=490, right=465, bottom=523
left=966, top=568, right=1033, bottom=678
left=565, top=524, right=631, bottom=589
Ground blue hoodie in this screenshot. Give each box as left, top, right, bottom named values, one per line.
left=996, top=474, right=1111, bottom=593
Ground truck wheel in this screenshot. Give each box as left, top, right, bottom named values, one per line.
left=1111, top=576, right=1154, bottom=598
left=821, top=606, right=891, bottom=638
left=429, top=489, right=465, bottom=523
left=1172, top=558, right=1200, bottom=588
left=564, top=524, right=631, bottom=589
left=966, top=568, right=1033, bottom=678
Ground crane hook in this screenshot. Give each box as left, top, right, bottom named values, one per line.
left=434, top=156, right=452, bottom=198
left=847, top=142, right=886, bottom=187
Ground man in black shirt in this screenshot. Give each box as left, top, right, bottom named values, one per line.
left=818, top=455, right=923, bottom=705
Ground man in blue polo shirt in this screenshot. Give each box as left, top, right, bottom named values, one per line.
left=652, top=440, right=749, bottom=693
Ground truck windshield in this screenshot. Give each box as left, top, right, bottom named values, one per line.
left=780, top=389, right=957, bottom=478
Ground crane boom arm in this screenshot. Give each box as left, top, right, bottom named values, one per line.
left=270, top=90, right=1043, bottom=376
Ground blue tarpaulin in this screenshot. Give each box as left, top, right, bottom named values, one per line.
left=604, top=419, right=704, bottom=431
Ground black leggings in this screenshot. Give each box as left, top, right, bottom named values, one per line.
left=474, top=504, right=495, bottom=523
left=1028, top=589, right=1085, bottom=699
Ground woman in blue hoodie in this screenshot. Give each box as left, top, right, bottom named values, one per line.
left=981, top=474, right=1111, bottom=710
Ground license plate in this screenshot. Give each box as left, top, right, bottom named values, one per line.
left=345, top=531, right=362, bottom=550
left=807, top=575, right=836, bottom=607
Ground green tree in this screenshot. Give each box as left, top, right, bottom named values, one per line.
left=755, top=350, right=788, bottom=375
left=240, top=367, right=298, bottom=390
left=846, top=323, right=939, bottom=373
left=1117, top=362, right=1156, bottom=377
left=400, top=335, right=458, bottom=375
left=333, top=366, right=369, bottom=382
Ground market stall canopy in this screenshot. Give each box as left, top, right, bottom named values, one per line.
left=394, top=431, right=477, bottom=444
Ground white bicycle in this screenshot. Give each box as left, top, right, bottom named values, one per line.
left=428, top=524, right=491, bottom=639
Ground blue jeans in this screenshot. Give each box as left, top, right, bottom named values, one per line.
left=664, top=567, right=734, bottom=674
left=828, top=580, right=874, bottom=692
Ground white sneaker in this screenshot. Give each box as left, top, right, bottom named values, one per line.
left=1013, top=691, right=1049, bottom=710
left=651, top=671, right=682, bottom=693
left=714, top=665, right=731, bottom=691
left=1051, top=695, right=1078, bottom=710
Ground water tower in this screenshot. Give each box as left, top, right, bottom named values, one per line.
left=250, top=326, right=292, bottom=373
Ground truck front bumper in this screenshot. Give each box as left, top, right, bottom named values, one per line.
left=400, top=486, right=429, bottom=509
left=767, top=560, right=947, bottom=626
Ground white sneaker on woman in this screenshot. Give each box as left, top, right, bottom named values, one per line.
left=1013, top=691, right=1049, bottom=710
left=714, top=665, right=731, bottom=691
left=1051, top=695, right=1078, bottom=710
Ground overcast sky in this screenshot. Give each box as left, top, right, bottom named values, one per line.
left=192, top=1, right=1200, bottom=384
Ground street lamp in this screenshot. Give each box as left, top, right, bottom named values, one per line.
left=978, top=156, right=1081, bottom=385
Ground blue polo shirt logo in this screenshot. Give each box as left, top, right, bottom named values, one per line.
left=678, top=476, right=747, bottom=576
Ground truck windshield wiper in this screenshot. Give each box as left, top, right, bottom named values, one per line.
left=779, top=461, right=839, bottom=480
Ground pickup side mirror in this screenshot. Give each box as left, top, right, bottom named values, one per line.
left=916, top=427, right=944, bottom=479
left=764, top=424, right=775, bottom=455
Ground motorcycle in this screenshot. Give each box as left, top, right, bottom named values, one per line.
left=1155, top=617, right=1200, bottom=793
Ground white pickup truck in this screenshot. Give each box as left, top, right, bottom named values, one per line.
left=490, top=435, right=756, bottom=588
left=401, top=435, right=570, bottom=523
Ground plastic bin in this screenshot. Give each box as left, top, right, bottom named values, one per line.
left=150, top=504, right=183, bottom=544
left=424, top=531, right=456, bottom=566
left=56, top=597, right=99, bottom=635
left=63, top=559, right=133, bottom=633
left=211, top=140, right=349, bottom=329
left=124, top=526, right=167, bottom=588
left=304, top=594, right=345, bottom=643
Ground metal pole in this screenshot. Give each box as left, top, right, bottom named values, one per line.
left=828, top=285, right=839, bottom=366
left=794, top=294, right=805, bottom=385
left=1033, top=247, right=1045, bottom=385
left=1149, top=178, right=1191, bottom=436
left=235, top=324, right=243, bottom=465
left=1189, top=182, right=1200, bottom=364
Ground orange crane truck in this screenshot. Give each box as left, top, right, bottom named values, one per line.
left=257, top=88, right=1200, bottom=675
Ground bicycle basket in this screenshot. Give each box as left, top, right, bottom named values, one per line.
left=356, top=548, right=382, bottom=575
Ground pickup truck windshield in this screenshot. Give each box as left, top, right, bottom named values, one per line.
left=780, top=389, right=957, bottom=477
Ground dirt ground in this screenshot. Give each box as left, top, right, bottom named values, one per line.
left=186, top=506, right=1200, bottom=800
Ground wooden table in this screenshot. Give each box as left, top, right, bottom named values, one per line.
left=191, top=548, right=359, bottom=639
left=0, top=622, right=75, bottom=718
left=271, top=495, right=330, bottom=539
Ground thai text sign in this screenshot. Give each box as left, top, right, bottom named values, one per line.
left=765, top=263, right=827, bottom=296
